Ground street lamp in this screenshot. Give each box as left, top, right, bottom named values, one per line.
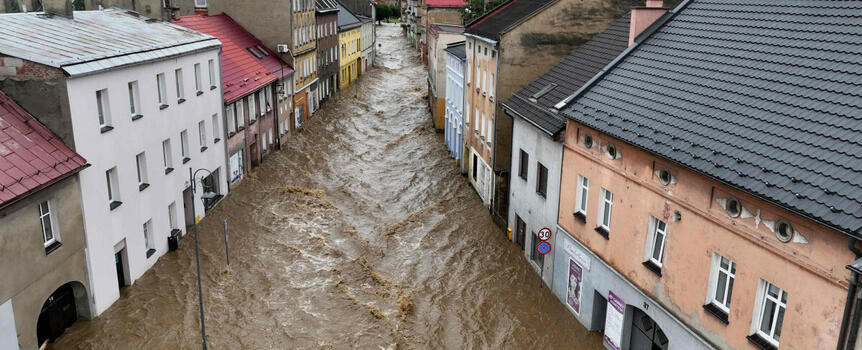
left=188, top=167, right=216, bottom=350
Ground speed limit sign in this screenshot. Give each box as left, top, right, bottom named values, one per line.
left=538, top=227, right=552, bottom=241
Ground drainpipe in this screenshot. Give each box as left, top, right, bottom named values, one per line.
left=839, top=238, right=862, bottom=349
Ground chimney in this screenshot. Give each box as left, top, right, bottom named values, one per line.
left=43, top=0, right=74, bottom=19
left=628, top=0, right=666, bottom=46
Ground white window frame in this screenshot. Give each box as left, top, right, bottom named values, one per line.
left=157, top=73, right=168, bottom=105
left=194, top=63, right=203, bottom=92
left=226, top=105, right=236, bottom=134
left=135, top=152, right=148, bottom=185
left=248, top=95, right=257, bottom=122
left=211, top=114, right=220, bottom=142
left=194, top=0, right=207, bottom=8
left=258, top=90, right=266, bottom=115
left=106, top=167, right=120, bottom=202
left=143, top=219, right=154, bottom=254
left=180, top=130, right=190, bottom=159
left=162, top=139, right=173, bottom=169
left=575, top=175, right=589, bottom=215
left=174, top=68, right=185, bottom=100
left=644, top=216, right=668, bottom=267
left=236, top=99, right=245, bottom=128
left=39, top=200, right=59, bottom=247
left=707, top=253, right=736, bottom=313
left=198, top=121, right=206, bottom=149
left=128, top=81, right=141, bottom=117
left=168, top=202, right=178, bottom=230
left=96, top=89, right=111, bottom=128
left=752, top=280, right=787, bottom=347
left=597, top=187, right=613, bottom=231
left=208, top=59, right=216, bottom=88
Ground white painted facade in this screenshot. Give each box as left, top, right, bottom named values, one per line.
left=0, top=300, right=18, bottom=350
left=66, top=48, right=228, bottom=315
left=468, top=148, right=492, bottom=207
left=360, top=20, right=375, bottom=73
left=507, top=116, right=562, bottom=286
left=444, top=48, right=464, bottom=166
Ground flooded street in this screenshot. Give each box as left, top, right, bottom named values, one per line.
left=55, top=24, right=604, bottom=349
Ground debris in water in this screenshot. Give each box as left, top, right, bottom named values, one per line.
left=397, top=291, right=414, bottom=320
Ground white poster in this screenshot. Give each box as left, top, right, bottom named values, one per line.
left=229, top=151, right=243, bottom=183
left=604, top=291, right=625, bottom=350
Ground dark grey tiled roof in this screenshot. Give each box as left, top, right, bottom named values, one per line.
left=444, top=41, right=466, bottom=60
left=336, top=0, right=362, bottom=30
left=502, top=13, right=630, bottom=136
left=316, top=0, right=339, bottom=12
left=465, top=0, right=557, bottom=41
left=562, top=0, right=862, bottom=237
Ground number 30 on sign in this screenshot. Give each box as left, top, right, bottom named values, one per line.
left=538, top=227, right=552, bottom=241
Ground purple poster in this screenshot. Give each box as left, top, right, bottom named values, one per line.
left=566, top=259, right=582, bottom=314
left=603, top=291, right=625, bottom=350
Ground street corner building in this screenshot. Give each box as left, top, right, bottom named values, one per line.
left=501, top=10, right=632, bottom=292
left=550, top=0, right=862, bottom=349
left=0, top=6, right=229, bottom=316
left=461, top=0, right=628, bottom=225
left=336, top=0, right=362, bottom=90
left=173, top=13, right=294, bottom=186
left=0, top=91, right=90, bottom=350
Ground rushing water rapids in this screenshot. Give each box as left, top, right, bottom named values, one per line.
left=54, top=24, right=604, bottom=349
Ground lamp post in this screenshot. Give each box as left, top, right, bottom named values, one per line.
left=189, top=168, right=217, bottom=350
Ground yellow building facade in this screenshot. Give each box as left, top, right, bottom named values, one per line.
left=293, top=0, right=317, bottom=127
left=338, top=27, right=361, bottom=90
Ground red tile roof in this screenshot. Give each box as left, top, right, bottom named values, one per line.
left=0, top=91, right=86, bottom=208
left=172, top=14, right=294, bottom=103
left=425, top=0, right=467, bottom=8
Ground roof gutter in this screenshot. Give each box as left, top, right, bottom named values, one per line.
left=464, top=33, right=497, bottom=46
left=553, top=1, right=687, bottom=110
left=63, top=39, right=222, bottom=78
left=501, top=96, right=559, bottom=138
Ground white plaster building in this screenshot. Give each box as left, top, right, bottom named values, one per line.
left=0, top=8, right=228, bottom=315
left=443, top=41, right=465, bottom=170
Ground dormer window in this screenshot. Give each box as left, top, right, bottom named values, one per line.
left=247, top=47, right=263, bottom=59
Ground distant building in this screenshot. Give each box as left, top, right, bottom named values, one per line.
left=358, top=15, right=376, bottom=74
left=336, top=0, right=362, bottom=89
left=555, top=1, right=862, bottom=349
left=0, top=91, right=90, bottom=349
left=427, top=24, right=463, bottom=130
left=462, top=0, right=630, bottom=225
left=316, top=0, right=341, bottom=103
left=443, top=41, right=466, bottom=169
left=292, top=0, right=320, bottom=128
left=422, top=0, right=465, bottom=63
left=500, top=12, right=631, bottom=294
left=0, top=7, right=228, bottom=315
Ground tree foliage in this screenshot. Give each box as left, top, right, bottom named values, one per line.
left=376, top=3, right=402, bottom=20
left=461, top=0, right=507, bottom=22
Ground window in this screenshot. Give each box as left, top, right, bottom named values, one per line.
left=258, top=89, right=266, bottom=115
left=194, top=63, right=202, bottom=92
left=143, top=219, right=155, bottom=258
left=168, top=202, right=178, bottom=231
left=180, top=130, right=190, bottom=162
left=596, top=188, right=613, bottom=235
left=194, top=0, right=206, bottom=7
left=530, top=232, right=544, bottom=267
left=775, top=219, right=793, bottom=243
left=658, top=168, right=672, bottom=185
left=162, top=139, right=174, bottom=173
left=606, top=143, right=620, bottom=159
left=518, top=149, right=529, bottom=180
left=226, top=105, right=236, bottom=134
left=39, top=200, right=59, bottom=248
left=574, top=175, right=589, bottom=218
left=583, top=134, right=593, bottom=148
left=106, top=167, right=121, bottom=209
left=157, top=73, right=168, bottom=107
left=264, top=86, right=272, bottom=111
left=248, top=95, right=256, bottom=122
left=489, top=74, right=494, bottom=98
left=96, top=89, right=112, bottom=131
left=644, top=216, right=667, bottom=273
left=208, top=59, right=216, bottom=88
left=212, top=114, right=220, bottom=142
left=175, top=68, right=185, bottom=101
left=726, top=197, right=742, bottom=217
left=198, top=121, right=207, bottom=151
left=536, top=162, right=548, bottom=198
left=128, top=81, right=141, bottom=119
left=236, top=99, right=245, bottom=129
left=514, top=214, right=526, bottom=248
left=707, top=254, right=736, bottom=315
left=752, top=280, right=787, bottom=348
left=474, top=108, right=479, bottom=132
left=135, top=152, right=149, bottom=190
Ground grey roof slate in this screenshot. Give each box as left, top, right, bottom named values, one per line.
left=502, top=13, right=630, bottom=136
left=316, top=0, right=339, bottom=12
left=336, top=0, right=362, bottom=30
left=560, top=0, right=862, bottom=238
left=464, top=0, right=557, bottom=41
left=444, top=41, right=466, bottom=60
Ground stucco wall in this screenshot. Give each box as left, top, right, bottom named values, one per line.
left=0, top=176, right=92, bottom=349
left=64, top=48, right=228, bottom=315
left=208, top=0, right=293, bottom=53
left=558, top=120, right=852, bottom=349
left=426, top=7, right=461, bottom=26
left=507, top=116, right=562, bottom=286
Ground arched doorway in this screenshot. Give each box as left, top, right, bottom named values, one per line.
left=629, top=307, right=668, bottom=350
left=36, top=282, right=89, bottom=346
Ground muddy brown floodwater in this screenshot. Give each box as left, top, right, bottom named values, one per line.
left=55, top=24, right=605, bottom=350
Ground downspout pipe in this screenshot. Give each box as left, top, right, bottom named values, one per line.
left=838, top=238, right=862, bottom=349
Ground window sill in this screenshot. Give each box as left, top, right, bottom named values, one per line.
left=249, top=119, right=257, bottom=125
left=131, top=114, right=144, bottom=121
left=214, top=138, right=221, bottom=143
left=703, top=303, right=729, bottom=325
left=204, top=194, right=224, bottom=211
left=165, top=167, right=174, bottom=175
left=100, top=125, right=114, bottom=134
left=200, top=146, right=208, bottom=152
left=228, top=131, right=236, bottom=137
left=642, top=260, right=662, bottom=277
left=573, top=211, right=586, bottom=223
left=44, top=241, right=62, bottom=255
left=182, top=157, right=191, bottom=164
left=237, top=126, right=246, bottom=131
left=196, top=90, right=204, bottom=96
left=139, top=183, right=150, bottom=192
left=177, top=98, right=186, bottom=104
left=210, top=85, right=217, bottom=90
left=536, top=191, right=546, bottom=199
left=146, top=248, right=156, bottom=258
left=747, top=334, right=778, bottom=350
left=594, top=226, right=609, bottom=240
left=518, top=174, right=527, bottom=181
left=160, top=104, right=169, bottom=110
left=109, top=201, right=123, bottom=210
left=171, top=228, right=182, bottom=236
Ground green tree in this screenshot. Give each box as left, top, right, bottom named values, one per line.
left=461, top=0, right=507, bottom=22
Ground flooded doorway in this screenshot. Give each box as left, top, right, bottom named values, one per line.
left=182, top=186, right=194, bottom=229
